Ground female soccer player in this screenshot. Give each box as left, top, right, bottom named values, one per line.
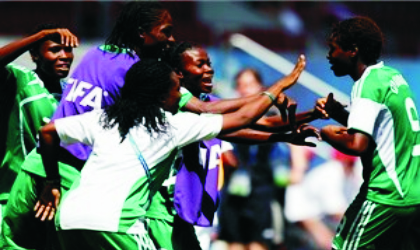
left=317, top=16, right=420, bottom=250
left=146, top=42, right=321, bottom=250
left=35, top=57, right=306, bottom=249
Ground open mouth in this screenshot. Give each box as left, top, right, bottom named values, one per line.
left=56, top=64, right=70, bottom=70
left=202, top=76, right=213, bottom=86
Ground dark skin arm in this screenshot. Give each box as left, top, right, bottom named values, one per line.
left=183, top=57, right=305, bottom=116
left=218, top=55, right=306, bottom=134
left=0, top=28, right=78, bottom=69
left=320, top=125, right=371, bottom=156
left=220, top=124, right=320, bottom=147
left=249, top=109, right=321, bottom=132
left=183, top=94, right=259, bottom=114
left=34, top=122, right=61, bottom=221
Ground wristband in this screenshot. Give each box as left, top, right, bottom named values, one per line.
left=261, top=91, right=276, bottom=103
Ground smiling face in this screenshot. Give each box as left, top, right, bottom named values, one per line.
left=33, top=40, right=74, bottom=79
left=327, top=36, right=354, bottom=77
left=180, top=47, right=214, bottom=97
left=141, top=10, right=175, bottom=58
left=161, top=71, right=182, bottom=114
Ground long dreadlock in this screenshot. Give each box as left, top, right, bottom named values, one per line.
left=165, top=41, right=195, bottom=70
left=105, top=1, right=166, bottom=57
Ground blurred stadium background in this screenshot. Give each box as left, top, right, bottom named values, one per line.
left=2, top=1, right=419, bottom=158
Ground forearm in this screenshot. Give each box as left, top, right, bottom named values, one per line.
left=219, top=128, right=294, bottom=144
left=220, top=92, right=276, bottom=134
left=183, top=94, right=260, bottom=114
left=321, top=125, right=363, bottom=156
left=252, top=110, right=320, bottom=132
left=39, top=123, right=61, bottom=181
left=219, top=128, right=275, bottom=144
left=0, top=30, right=48, bottom=68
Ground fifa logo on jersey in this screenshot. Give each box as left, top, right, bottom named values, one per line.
left=390, top=74, right=408, bottom=94
left=64, top=78, right=105, bottom=109
left=199, top=144, right=222, bottom=170
left=199, top=143, right=225, bottom=190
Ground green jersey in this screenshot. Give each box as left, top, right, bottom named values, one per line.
left=0, top=64, right=59, bottom=201
left=348, top=62, right=420, bottom=206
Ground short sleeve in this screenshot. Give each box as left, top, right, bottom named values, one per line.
left=348, top=97, right=382, bottom=136
left=54, top=110, right=103, bottom=147
left=170, top=111, right=223, bottom=148
left=179, top=87, right=193, bottom=108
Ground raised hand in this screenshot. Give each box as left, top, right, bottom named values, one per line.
left=279, top=54, right=306, bottom=91
left=315, top=93, right=347, bottom=119
left=43, top=28, right=79, bottom=48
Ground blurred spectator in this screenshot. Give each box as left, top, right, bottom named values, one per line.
left=284, top=148, right=362, bottom=250
left=217, top=68, right=288, bottom=250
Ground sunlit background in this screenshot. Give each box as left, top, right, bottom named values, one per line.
left=1, top=2, right=419, bottom=248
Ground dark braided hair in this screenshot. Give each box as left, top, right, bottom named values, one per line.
left=330, top=16, right=384, bottom=65
left=105, top=1, right=167, bottom=57
left=164, top=41, right=196, bottom=70
left=102, top=58, right=174, bottom=141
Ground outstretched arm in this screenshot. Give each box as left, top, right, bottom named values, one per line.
left=183, top=56, right=306, bottom=115
left=34, top=122, right=61, bottom=221
left=250, top=109, right=321, bottom=132
left=220, top=124, right=320, bottom=147
left=219, top=55, right=306, bottom=134
left=0, top=28, right=78, bottom=69
left=183, top=94, right=259, bottom=114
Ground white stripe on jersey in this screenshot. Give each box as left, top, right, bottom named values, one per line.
left=19, top=93, right=52, bottom=156
left=413, top=145, right=420, bottom=156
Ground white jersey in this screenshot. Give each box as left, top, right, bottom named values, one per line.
left=54, top=109, right=223, bottom=233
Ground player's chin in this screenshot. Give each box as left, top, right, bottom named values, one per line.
left=331, top=68, right=346, bottom=77
left=202, top=85, right=213, bottom=93
left=55, top=70, right=69, bottom=78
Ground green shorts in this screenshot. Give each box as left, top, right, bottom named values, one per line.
left=148, top=215, right=201, bottom=250
left=58, top=228, right=156, bottom=250
left=333, top=198, right=420, bottom=250
left=0, top=170, right=66, bottom=250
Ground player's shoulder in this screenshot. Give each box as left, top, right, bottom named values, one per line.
left=5, top=63, right=33, bottom=76
left=358, top=63, right=403, bottom=100
left=366, top=64, right=401, bottom=83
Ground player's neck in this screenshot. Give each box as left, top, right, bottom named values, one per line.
left=35, top=69, right=63, bottom=94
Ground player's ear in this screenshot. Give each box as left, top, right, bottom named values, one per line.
left=174, top=68, right=183, bottom=78
left=30, top=50, right=40, bottom=63
left=138, top=26, right=145, bottom=41
left=350, top=44, right=358, bottom=57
